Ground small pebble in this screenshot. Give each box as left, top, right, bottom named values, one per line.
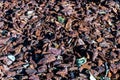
left=76, top=57, right=87, bottom=67
left=1, top=30, right=8, bottom=36
left=78, top=38, right=85, bottom=45
left=7, top=55, right=15, bottom=62
left=98, top=11, right=106, bottom=14
left=23, top=63, right=29, bottom=68
left=57, top=55, right=63, bottom=60
left=70, top=72, right=75, bottom=79
left=58, top=16, right=65, bottom=23
left=99, top=41, right=109, bottom=47
left=27, top=10, right=34, bottom=16
left=6, top=59, right=13, bottom=65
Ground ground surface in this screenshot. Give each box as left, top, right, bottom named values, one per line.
left=0, top=0, right=120, bottom=80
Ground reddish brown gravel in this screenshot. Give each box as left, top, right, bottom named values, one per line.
left=0, top=0, right=120, bottom=80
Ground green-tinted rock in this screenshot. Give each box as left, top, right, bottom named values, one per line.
left=100, top=76, right=111, bottom=80
left=58, top=16, right=65, bottom=23
left=76, top=57, right=87, bottom=67
left=1, top=30, right=8, bottom=36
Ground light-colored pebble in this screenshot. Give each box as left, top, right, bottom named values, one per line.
left=7, top=55, right=15, bottom=62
